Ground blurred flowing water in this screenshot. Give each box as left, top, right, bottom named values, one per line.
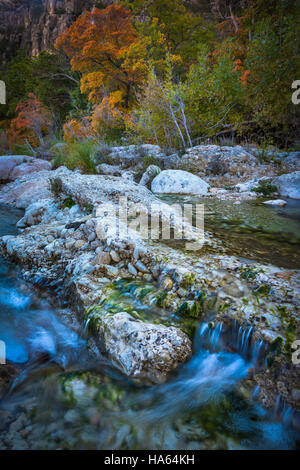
left=0, top=204, right=85, bottom=368
left=0, top=202, right=299, bottom=449
left=0, top=263, right=86, bottom=367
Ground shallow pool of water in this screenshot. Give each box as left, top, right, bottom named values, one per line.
left=158, top=195, right=300, bottom=269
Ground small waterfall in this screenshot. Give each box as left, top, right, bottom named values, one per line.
left=83, top=317, right=91, bottom=334
left=234, top=320, right=253, bottom=356
left=240, top=326, right=253, bottom=356
left=196, top=322, right=224, bottom=352
left=231, top=320, right=266, bottom=365
left=210, top=323, right=223, bottom=350
left=273, top=395, right=297, bottom=428
left=251, top=338, right=264, bottom=364
left=196, top=320, right=266, bottom=366
left=196, top=321, right=300, bottom=435
left=282, top=405, right=294, bottom=428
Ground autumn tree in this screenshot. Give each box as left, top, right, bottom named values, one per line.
left=56, top=4, right=147, bottom=113
left=123, top=0, right=216, bottom=83
left=7, top=93, right=54, bottom=148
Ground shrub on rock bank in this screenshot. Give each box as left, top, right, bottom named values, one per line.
left=52, top=140, right=97, bottom=174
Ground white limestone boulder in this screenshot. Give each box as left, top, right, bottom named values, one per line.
left=151, top=169, right=210, bottom=195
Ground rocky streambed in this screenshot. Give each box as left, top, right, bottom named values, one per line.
left=0, top=158, right=299, bottom=449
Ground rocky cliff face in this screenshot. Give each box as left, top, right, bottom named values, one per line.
left=0, top=0, right=111, bottom=63
left=0, top=0, right=209, bottom=64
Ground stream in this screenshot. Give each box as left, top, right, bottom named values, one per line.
left=0, top=202, right=299, bottom=450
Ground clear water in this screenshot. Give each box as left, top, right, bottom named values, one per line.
left=158, top=195, right=300, bottom=269
left=0, top=203, right=299, bottom=450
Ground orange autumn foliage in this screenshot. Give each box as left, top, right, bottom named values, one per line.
left=7, top=93, right=53, bottom=147
left=234, top=59, right=243, bottom=72
left=241, top=69, right=251, bottom=86
left=56, top=4, right=147, bottom=111
left=63, top=118, right=95, bottom=143
left=234, top=59, right=251, bottom=86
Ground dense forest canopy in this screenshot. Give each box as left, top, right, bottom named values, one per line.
left=0, top=0, right=299, bottom=152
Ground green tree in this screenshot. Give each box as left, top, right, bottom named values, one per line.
left=131, top=49, right=246, bottom=148
left=26, top=49, right=81, bottom=123
left=0, top=50, right=32, bottom=120
left=0, top=49, right=78, bottom=124
left=243, top=15, right=299, bottom=142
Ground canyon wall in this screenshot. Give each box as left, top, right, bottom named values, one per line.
left=0, top=0, right=112, bottom=62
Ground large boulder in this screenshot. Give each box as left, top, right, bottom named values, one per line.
left=10, top=160, right=51, bottom=180
left=94, top=311, right=192, bottom=383
left=0, top=180, right=52, bottom=209
left=274, top=171, right=300, bottom=199
left=151, top=169, right=210, bottom=195
left=0, top=166, right=70, bottom=209
left=0, top=155, right=51, bottom=182
left=58, top=171, right=158, bottom=208
left=180, top=145, right=256, bottom=175
left=0, top=156, right=27, bottom=180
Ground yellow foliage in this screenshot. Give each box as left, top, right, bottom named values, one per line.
left=63, top=119, right=95, bottom=143
left=80, top=72, right=105, bottom=103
